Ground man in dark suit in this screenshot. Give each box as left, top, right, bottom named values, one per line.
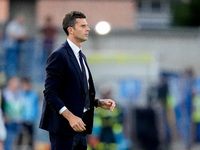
left=39, top=11, right=115, bottom=150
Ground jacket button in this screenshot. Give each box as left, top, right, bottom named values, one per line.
left=83, top=94, right=86, bottom=98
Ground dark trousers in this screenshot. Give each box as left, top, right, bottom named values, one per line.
left=49, top=132, right=87, bottom=150
left=17, top=122, right=34, bottom=148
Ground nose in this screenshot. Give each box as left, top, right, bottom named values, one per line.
left=87, top=26, right=90, bottom=31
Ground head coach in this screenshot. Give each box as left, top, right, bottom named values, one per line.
left=39, top=11, right=116, bottom=150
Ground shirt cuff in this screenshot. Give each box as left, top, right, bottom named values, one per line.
left=59, top=106, right=67, bottom=114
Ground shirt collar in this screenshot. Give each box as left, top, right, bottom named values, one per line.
left=67, top=39, right=81, bottom=55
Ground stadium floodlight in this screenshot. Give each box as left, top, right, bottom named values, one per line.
left=95, top=21, right=111, bottom=35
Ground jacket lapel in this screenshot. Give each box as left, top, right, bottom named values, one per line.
left=64, top=41, right=86, bottom=92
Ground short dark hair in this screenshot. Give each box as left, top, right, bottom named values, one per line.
left=62, top=11, right=86, bottom=36
left=21, top=77, right=31, bottom=84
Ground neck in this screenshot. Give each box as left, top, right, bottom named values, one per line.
left=68, top=37, right=81, bottom=48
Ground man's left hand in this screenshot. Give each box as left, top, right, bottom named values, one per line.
left=98, top=99, right=116, bottom=111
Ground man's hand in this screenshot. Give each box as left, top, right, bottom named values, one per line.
left=61, top=109, right=86, bottom=132
left=98, top=99, right=116, bottom=111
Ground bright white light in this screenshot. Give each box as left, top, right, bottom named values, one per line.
left=95, top=21, right=111, bottom=35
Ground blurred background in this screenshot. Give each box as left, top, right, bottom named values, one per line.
left=0, top=0, right=200, bottom=150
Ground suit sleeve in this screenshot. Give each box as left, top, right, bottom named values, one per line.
left=43, top=51, right=67, bottom=113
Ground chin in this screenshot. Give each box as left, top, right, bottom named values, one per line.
left=81, top=38, right=88, bottom=42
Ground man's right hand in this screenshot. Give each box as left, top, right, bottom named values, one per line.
left=61, top=109, right=86, bottom=132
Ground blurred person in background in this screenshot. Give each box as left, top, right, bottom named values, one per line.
left=0, top=88, right=6, bottom=150
left=40, top=15, right=58, bottom=62
left=17, top=77, right=39, bottom=150
left=39, top=11, right=115, bottom=150
left=4, top=14, right=28, bottom=78
left=157, top=76, right=171, bottom=150
left=98, top=89, right=116, bottom=150
left=176, top=68, right=195, bottom=150
left=88, top=88, right=131, bottom=150
left=1, top=77, right=23, bottom=150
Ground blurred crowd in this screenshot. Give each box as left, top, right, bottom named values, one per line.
left=0, top=76, right=39, bottom=150
left=0, top=14, right=57, bottom=81
left=0, top=14, right=57, bottom=150
left=0, top=13, right=200, bottom=150
left=141, top=68, right=200, bottom=150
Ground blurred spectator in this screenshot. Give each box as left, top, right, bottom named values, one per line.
left=177, top=68, right=195, bottom=150
left=0, top=89, right=6, bottom=150
left=4, top=14, right=28, bottom=78
left=157, top=76, right=171, bottom=149
left=17, top=77, right=39, bottom=150
left=192, top=77, right=200, bottom=143
left=158, top=77, right=169, bottom=108
left=1, top=77, right=23, bottom=150
left=0, top=28, right=2, bottom=42
left=98, top=89, right=116, bottom=149
left=40, top=15, right=57, bottom=63
left=135, top=107, right=159, bottom=150
left=88, top=89, right=131, bottom=150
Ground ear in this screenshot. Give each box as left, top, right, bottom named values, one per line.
left=68, top=27, right=73, bottom=35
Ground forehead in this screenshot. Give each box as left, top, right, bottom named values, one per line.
left=75, top=18, right=88, bottom=25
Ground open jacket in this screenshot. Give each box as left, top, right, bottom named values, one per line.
left=39, top=41, right=96, bottom=135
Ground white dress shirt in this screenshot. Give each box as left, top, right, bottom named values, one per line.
left=59, top=39, right=89, bottom=114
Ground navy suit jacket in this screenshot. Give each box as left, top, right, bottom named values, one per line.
left=39, top=41, right=96, bottom=135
